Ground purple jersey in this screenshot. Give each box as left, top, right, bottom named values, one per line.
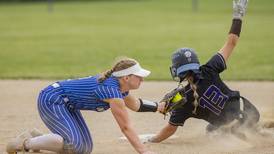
left=169, top=53, right=241, bottom=127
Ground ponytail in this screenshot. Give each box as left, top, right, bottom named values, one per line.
left=188, top=77, right=199, bottom=114
left=98, top=69, right=114, bottom=83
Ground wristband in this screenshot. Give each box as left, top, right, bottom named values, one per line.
left=137, top=99, right=158, bottom=112
left=229, top=19, right=242, bottom=37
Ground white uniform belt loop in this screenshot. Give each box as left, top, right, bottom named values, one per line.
left=50, top=83, right=70, bottom=104
left=63, top=97, right=69, bottom=103
left=51, top=83, right=60, bottom=88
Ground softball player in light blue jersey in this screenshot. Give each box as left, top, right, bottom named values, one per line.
left=7, top=58, right=159, bottom=154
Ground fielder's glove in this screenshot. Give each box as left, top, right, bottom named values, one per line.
left=233, top=0, right=249, bottom=20
left=160, top=86, right=187, bottom=115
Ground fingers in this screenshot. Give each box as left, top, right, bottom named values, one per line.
left=242, top=0, right=248, bottom=6
left=139, top=134, right=155, bottom=144
left=233, top=0, right=249, bottom=19
left=233, top=0, right=237, bottom=7
left=157, top=101, right=166, bottom=113
left=234, top=0, right=248, bottom=8
left=239, top=0, right=248, bottom=8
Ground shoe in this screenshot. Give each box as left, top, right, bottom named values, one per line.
left=6, top=137, right=28, bottom=154
left=29, top=128, right=43, bottom=137
left=29, top=128, right=43, bottom=152
left=6, top=128, right=43, bottom=154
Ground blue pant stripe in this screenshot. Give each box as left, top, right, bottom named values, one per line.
left=38, top=90, right=93, bottom=154
left=38, top=94, right=71, bottom=139
left=74, top=110, right=92, bottom=152
left=39, top=96, right=69, bottom=133
left=56, top=105, right=82, bottom=151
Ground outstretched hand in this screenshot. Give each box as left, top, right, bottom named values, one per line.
left=233, top=0, right=249, bottom=20
left=139, top=134, right=155, bottom=143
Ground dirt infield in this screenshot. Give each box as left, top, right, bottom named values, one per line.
left=1, top=80, right=274, bottom=154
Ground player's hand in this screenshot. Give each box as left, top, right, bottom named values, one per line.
left=139, top=134, right=155, bottom=143
left=233, top=0, right=249, bottom=20
left=157, top=101, right=166, bottom=114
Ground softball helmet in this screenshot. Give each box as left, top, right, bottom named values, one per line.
left=170, top=48, right=200, bottom=81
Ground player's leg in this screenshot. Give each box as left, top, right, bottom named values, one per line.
left=71, top=110, right=93, bottom=153
left=206, top=124, right=219, bottom=133
left=239, top=96, right=260, bottom=127
left=25, top=89, right=90, bottom=153
left=6, top=89, right=66, bottom=153
left=36, top=101, right=89, bottom=153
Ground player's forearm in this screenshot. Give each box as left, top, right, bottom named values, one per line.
left=219, top=0, right=248, bottom=62
left=219, top=18, right=242, bottom=62
left=121, top=125, right=148, bottom=154
left=124, top=95, right=158, bottom=112
left=219, top=34, right=239, bottom=61
left=150, top=124, right=178, bottom=143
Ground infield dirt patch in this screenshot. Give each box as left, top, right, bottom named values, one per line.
left=1, top=80, right=274, bottom=154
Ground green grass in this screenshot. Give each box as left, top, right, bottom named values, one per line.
left=0, top=0, right=273, bottom=80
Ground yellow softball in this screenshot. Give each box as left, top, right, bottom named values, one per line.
left=171, top=92, right=183, bottom=103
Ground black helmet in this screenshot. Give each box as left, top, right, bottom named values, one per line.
left=170, top=48, right=200, bottom=81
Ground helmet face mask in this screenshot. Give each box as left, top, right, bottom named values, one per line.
left=170, top=48, right=200, bottom=82
left=170, top=66, right=189, bottom=82
left=169, top=66, right=180, bottom=82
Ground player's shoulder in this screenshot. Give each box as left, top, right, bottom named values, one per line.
left=200, top=53, right=227, bottom=75
left=99, top=76, right=120, bottom=88
left=204, top=53, right=226, bottom=66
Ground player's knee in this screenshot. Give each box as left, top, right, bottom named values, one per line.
left=63, top=140, right=93, bottom=154
left=81, top=143, right=93, bottom=154
left=241, top=97, right=260, bottom=126
left=206, top=124, right=218, bottom=133
left=61, top=143, right=76, bottom=154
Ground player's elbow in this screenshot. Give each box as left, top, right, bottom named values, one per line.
left=228, top=34, right=239, bottom=47
left=120, top=124, right=131, bottom=134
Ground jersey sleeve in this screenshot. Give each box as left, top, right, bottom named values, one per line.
left=204, top=53, right=227, bottom=73
left=95, top=85, right=124, bottom=100
left=122, top=91, right=129, bottom=97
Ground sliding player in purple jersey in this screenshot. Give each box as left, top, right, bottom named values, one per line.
left=148, top=0, right=260, bottom=143
left=7, top=58, right=159, bottom=154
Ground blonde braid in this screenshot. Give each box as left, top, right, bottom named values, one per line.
left=98, top=69, right=114, bottom=83
left=188, top=77, right=199, bottom=114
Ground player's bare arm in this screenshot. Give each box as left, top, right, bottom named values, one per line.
left=124, top=94, right=159, bottom=112
left=149, top=124, right=178, bottom=143
left=106, top=98, right=151, bottom=154
left=219, top=0, right=248, bottom=62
